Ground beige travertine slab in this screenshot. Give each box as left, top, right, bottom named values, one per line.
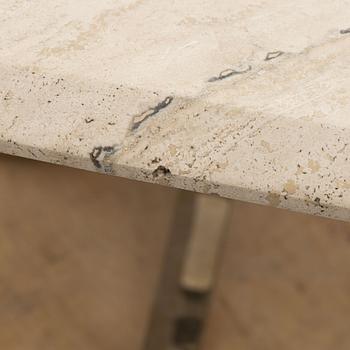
left=1, top=0, right=350, bottom=220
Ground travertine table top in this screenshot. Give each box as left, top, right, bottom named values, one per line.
left=1, top=0, right=350, bottom=221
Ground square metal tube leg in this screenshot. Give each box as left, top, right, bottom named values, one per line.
left=143, top=191, right=231, bottom=350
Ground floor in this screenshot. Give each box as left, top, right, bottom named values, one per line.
left=0, top=154, right=350, bottom=350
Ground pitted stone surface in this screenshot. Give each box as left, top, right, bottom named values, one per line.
left=1, top=0, right=350, bottom=220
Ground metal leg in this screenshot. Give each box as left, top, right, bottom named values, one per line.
left=143, top=191, right=231, bottom=350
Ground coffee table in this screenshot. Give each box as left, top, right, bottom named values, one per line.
left=1, top=1, right=349, bottom=348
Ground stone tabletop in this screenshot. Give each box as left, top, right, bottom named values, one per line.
left=1, top=0, right=350, bottom=221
